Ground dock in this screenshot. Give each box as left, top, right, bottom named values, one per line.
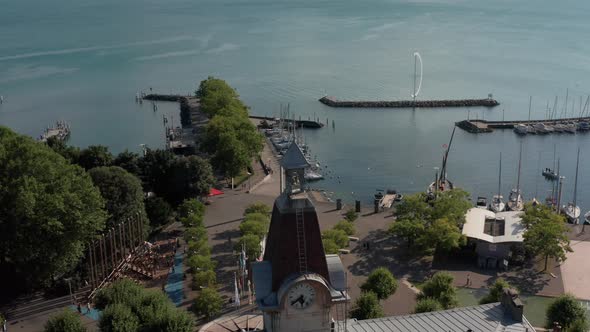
left=38, top=121, right=70, bottom=142
left=319, top=96, right=499, bottom=108
left=456, top=116, right=590, bottom=134
left=250, top=115, right=324, bottom=129
left=379, top=193, right=396, bottom=209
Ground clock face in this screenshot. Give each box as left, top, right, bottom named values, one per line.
left=287, top=283, right=316, bottom=309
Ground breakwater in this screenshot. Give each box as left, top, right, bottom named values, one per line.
left=143, top=94, right=184, bottom=102
left=318, top=96, right=499, bottom=108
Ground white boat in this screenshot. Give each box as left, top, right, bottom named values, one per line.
left=544, top=124, right=555, bottom=133
left=562, top=147, right=581, bottom=224
left=304, top=169, right=323, bottom=182
left=489, top=153, right=505, bottom=212
left=532, top=123, right=549, bottom=134
left=506, top=141, right=524, bottom=211
left=427, top=126, right=456, bottom=197
left=584, top=211, right=590, bottom=225
left=476, top=196, right=487, bottom=209
left=490, top=195, right=505, bottom=212
left=526, top=125, right=537, bottom=134
left=553, top=123, right=565, bottom=132
left=563, top=122, right=577, bottom=133
left=514, top=124, right=528, bottom=135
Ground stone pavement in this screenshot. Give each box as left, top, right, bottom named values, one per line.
left=561, top=239, right=590, bottom=300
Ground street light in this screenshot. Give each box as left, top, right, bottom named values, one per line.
left=64, top=277, right=73, bottom=304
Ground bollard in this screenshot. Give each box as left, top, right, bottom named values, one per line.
left=374, top=199, right=379, bottom=214
left=336, top=199, right=342, bottom=210
left=355, top=200, right=361, bottom=213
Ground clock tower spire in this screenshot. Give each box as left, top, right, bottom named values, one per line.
left=252, top=142, right=348, bottom=332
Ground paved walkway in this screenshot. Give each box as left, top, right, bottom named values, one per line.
left=165, top=252, right=185, bottom=306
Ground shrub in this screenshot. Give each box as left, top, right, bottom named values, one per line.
left=194, top=288, right=224, bottom=319
left=546, top=294, right=587, bottom=330
left=350, top=292, right=384, bottom=320
left=360, top=267, right=398, bottom=300
left=244, top=203, right=271, bottom=216
left=322, top=229, right=349, bottom=248
left=479, top=278, right=511, bottom=304
left=322, top=238, right=340, bottom=255
left=193, top=270, right=217, bottom=290
left=418, top=272, right=458, bottom=309
left=334, top=220, right=355, bottom=236
left=44, top=310, right=86, bottom=332
left=414, top=298, right=442, bottom=313
left=99, top=303, right=139, bottom=332
left=186, top=254, right=216, bottom=272
left=344, top=208, right=358, bottom=222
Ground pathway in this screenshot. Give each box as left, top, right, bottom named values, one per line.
left=165, top=252, right=185, bottom=306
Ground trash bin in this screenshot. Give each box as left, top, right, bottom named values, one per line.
left=336, top=199, right=342, bottom=210
left=355, top=200, right=361, bottom=213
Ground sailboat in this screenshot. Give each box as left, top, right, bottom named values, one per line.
left=427, top=126, right=456, bottom=197
left=489, top=153, right=506, bottom=212
left=562, top=148, right=581, bottom=223
left=507, top=142, right=524, bottom=211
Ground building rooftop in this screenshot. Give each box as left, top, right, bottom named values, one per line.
left=463, top=208, right=525, bottom=244
left=280, top=142, right=310, bottom=169
left=343, top=302, right=535, bottom=332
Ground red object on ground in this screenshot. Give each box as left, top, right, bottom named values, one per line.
left=209, top=188, right=224, bottom=196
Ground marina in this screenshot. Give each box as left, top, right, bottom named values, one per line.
left=456, top=116, right=590, bottom=134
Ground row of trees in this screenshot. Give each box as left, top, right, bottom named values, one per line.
left=389, top=189, right=472, bottom=254
left=178, top=199, right=224, bottom=320
left=322, top=209, right=357, bottom=254
left=197, top=77, right=264, bottom=183
left=236, top=203, right=271, bottom=259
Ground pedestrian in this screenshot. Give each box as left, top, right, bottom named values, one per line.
left=2, top=318, right=6, bottom=332
left=77, top=303, right=82, bottom=314
left=466, top=273, right=471, bottom=286
left=86, top=302, right=91, bottom=314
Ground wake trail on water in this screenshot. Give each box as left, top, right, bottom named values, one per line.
left=0, top=36, right=197, bottom=61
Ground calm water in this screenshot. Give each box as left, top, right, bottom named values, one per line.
left=1, top=0, right=590, bottom=210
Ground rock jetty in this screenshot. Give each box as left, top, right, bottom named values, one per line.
left=319, top=96, right=499, bottom=108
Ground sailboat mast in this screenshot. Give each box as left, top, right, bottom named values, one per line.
left=516, top=141, right=523, bottom=191
left=498, top=153, right=502, bottom=198
left=439, top=126, right=457, bottom=183
left=573, top=147, right=580, bottom=206
left=528, top=96, right=532, bottom=122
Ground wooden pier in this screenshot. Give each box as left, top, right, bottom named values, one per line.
left=456, top=116, right=590, bottom=133
left=319, top=96, right=499, bottom=108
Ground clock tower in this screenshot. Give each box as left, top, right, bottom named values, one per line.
left=252, top=143, right=348, bottom=332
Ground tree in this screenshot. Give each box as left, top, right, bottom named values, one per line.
left=89, top=166, right=147, bottom=230
left=244, top=202, right=271, bottom=216
left=78, top=145, right=113, bottom=170
left=113, top=150, right=141, bottom=176
left=322, top=238, right=340, bottom=255
left=546, top=294, right=588, bottom=330
left=178, top=199, right=206, bottom=219
left=193, top=287, right=224, bottom=319
left=139, top=148, right=175, bottom=193
left=162, top=156, right=215, bottom=205
left=212, top=132, right=250, bottom=180
left=160, top=310, right=194, bottom=332
left=360, top=267, right=398, bottom=300
left=145, top=196, right=172, bottom=229
left=94, top=279, right=144, bottom=310
left=479, top=278, right=511, bottom=304
left=344, top=208, right=358, bottom=222
left=322, top=229, right=349, bottom=248
left=350, top=292, right=384, bottom=320
left=239, top=220, right=268, bottom=240
left=44, top=310, right=86, bottom=332
left=395, top=193, right=431, bottom=221
left=0, top=127, right=107, bottom=287
left=193, top=270, right=217, bottom=289
left=334, top=220, right=355, bottom=236
left=418, top=218, right=466, bottom=252
left=46, top=136, right=80, bottom=164
left=414, top=298, right=442, bottom=313
left=99, top=303, right=139, bottom=332
left=186, top=254, right=216, bottom=272
left=388, top=218, right=424, bottom=247
left=418, top=272, right=458, bottom=309
left=430, top=189, right=471, bottom=226
left=523, top=203, right=572, bottom=270
left=236, top=234, right=263, bottom=259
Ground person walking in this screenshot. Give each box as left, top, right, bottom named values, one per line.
left=86, top=302, right=91, bottom=314
left=466, top=273, right=472, bottom=286
left=77, top=303, right=82, bottom=314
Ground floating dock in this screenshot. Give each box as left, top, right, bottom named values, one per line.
left=319, top=96, right=499, bottom=108
left=456, top=116, right=590, bottom=134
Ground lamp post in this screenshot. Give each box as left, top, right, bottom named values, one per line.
left=64, top=277, right=73, bottom=304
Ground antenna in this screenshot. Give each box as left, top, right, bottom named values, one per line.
left=411, top=52, right=423, bottom=101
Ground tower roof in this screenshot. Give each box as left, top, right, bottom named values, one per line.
left=280, top=143, right=309, bottom=169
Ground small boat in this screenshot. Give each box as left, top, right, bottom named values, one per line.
left=394, top=194, right=404, bottom=202
left=542, top=168, right=558, bottom=180
left=577, top=121, right=590, bottom=131
left=489, top=195, right=505, bottom=212
left=526, top=125, right=537, bottom=134
left=514, top=124, right=528, bottom=135
left=563, top=122, right=577, bottom=134
left=476, top=196, right=487, bottom=208
left=584, top=211, right=590, bottom=225
left=532, top=123, right=549, bottom=134
left=553, top=123, right=565, bottom=133
left=304, top=170, right=323, bottom=182
left=544, top=124, right=555, bottom=133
